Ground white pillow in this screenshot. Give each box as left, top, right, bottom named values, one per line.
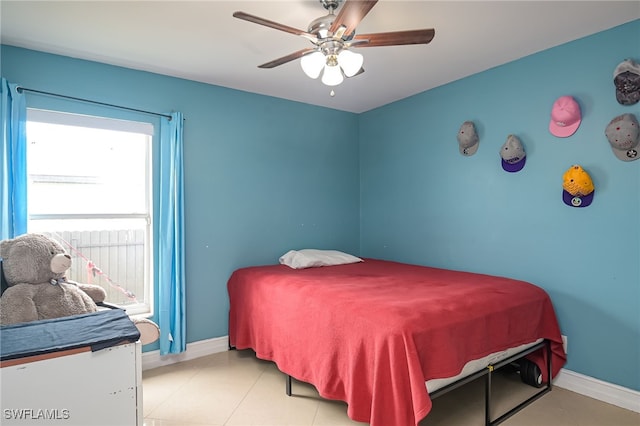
left=279, top=249, right=363, bottom=269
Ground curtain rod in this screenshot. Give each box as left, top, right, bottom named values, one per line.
left=16, top=86, right=173, bottom=121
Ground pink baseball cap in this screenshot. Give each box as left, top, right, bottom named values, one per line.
left=549, top=96, right=581, bottom=138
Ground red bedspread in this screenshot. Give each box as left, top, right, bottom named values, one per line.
left=228, top=259, right=566, bottom=426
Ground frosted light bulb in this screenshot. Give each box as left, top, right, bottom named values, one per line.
left=337, top=50, right=363, bottom=77
left=321, top=64, right=344, bottom=86
left=300, top=51, right=325, bottom=79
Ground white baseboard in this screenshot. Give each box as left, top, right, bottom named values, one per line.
left=554, top=369, right=640, bottom=413
left=142, top=337, right=640, bottom=414
left=141, top=336, right=229, bottom=371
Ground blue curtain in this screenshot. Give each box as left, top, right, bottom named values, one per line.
left=158, top=111, right=186, bottom=355
left=0, top=79, right=28, bottom=240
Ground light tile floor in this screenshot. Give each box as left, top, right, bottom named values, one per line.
left=142, top=349, right=639, bottom=426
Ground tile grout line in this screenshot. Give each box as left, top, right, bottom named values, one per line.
left=222, top=362, right=271, bottom=425
left=143, top=359, right=214, bottom=421
left=309, top=399, right=322, bottom=426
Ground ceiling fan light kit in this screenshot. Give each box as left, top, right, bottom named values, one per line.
left=301, top=48, right=363, bottom=85
left=233, top=0, right=435, bottom=88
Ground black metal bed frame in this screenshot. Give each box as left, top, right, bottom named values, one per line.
left=283, top=339, right=553, bottom=426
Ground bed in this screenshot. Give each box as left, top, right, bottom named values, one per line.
left=227, top=257, right=566, bottom=426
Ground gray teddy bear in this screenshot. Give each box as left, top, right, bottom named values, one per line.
left=0, top=233, right=107, bottom=325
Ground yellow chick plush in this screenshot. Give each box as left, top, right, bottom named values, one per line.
left=563, top=165, right=594, bottom=196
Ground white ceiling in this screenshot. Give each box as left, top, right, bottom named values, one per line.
left=1, top=1, right=639, bottom=113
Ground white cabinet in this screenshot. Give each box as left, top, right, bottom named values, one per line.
left=1, top=341, right=142, bottom=426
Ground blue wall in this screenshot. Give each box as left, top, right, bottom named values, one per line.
left=360, top=20, right=639, bottom=391
left=1, top=19, right=638, bottom=391
left=0, top=46, right=361, bottom=346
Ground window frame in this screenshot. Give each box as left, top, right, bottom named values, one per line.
left=25, top=107, right=156, bottom=317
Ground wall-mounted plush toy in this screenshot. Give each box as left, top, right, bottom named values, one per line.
left=0, top=233, right=107, bottom=325
left=562, top=165, right=594, bottom=208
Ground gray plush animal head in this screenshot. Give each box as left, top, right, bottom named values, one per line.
left=0, top=233, right=71, bottom=287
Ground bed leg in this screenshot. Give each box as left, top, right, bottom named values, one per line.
left=546, top=339, right=553, bottom=391
left=486, top=340, right=553, bottom=425
left=485, top=366, right=493, bottom=426
left=286, top=375, right=292, bottom=396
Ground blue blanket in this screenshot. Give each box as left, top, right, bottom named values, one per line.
left=0, top=308, right=140, bottom=360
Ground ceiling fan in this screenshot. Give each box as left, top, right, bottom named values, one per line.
left=233, top=0, right=435, bottom=87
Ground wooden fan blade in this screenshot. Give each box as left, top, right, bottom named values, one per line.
left=353, top=29, right=435, bottom=47
left=233, top=11, right=317, bottom=42
left=329, top=0, right=378, bottom=36
left=258, top=48, right=317, bottom=69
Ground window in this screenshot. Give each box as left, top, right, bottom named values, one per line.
left=26, top=109, right=154, bottom=316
